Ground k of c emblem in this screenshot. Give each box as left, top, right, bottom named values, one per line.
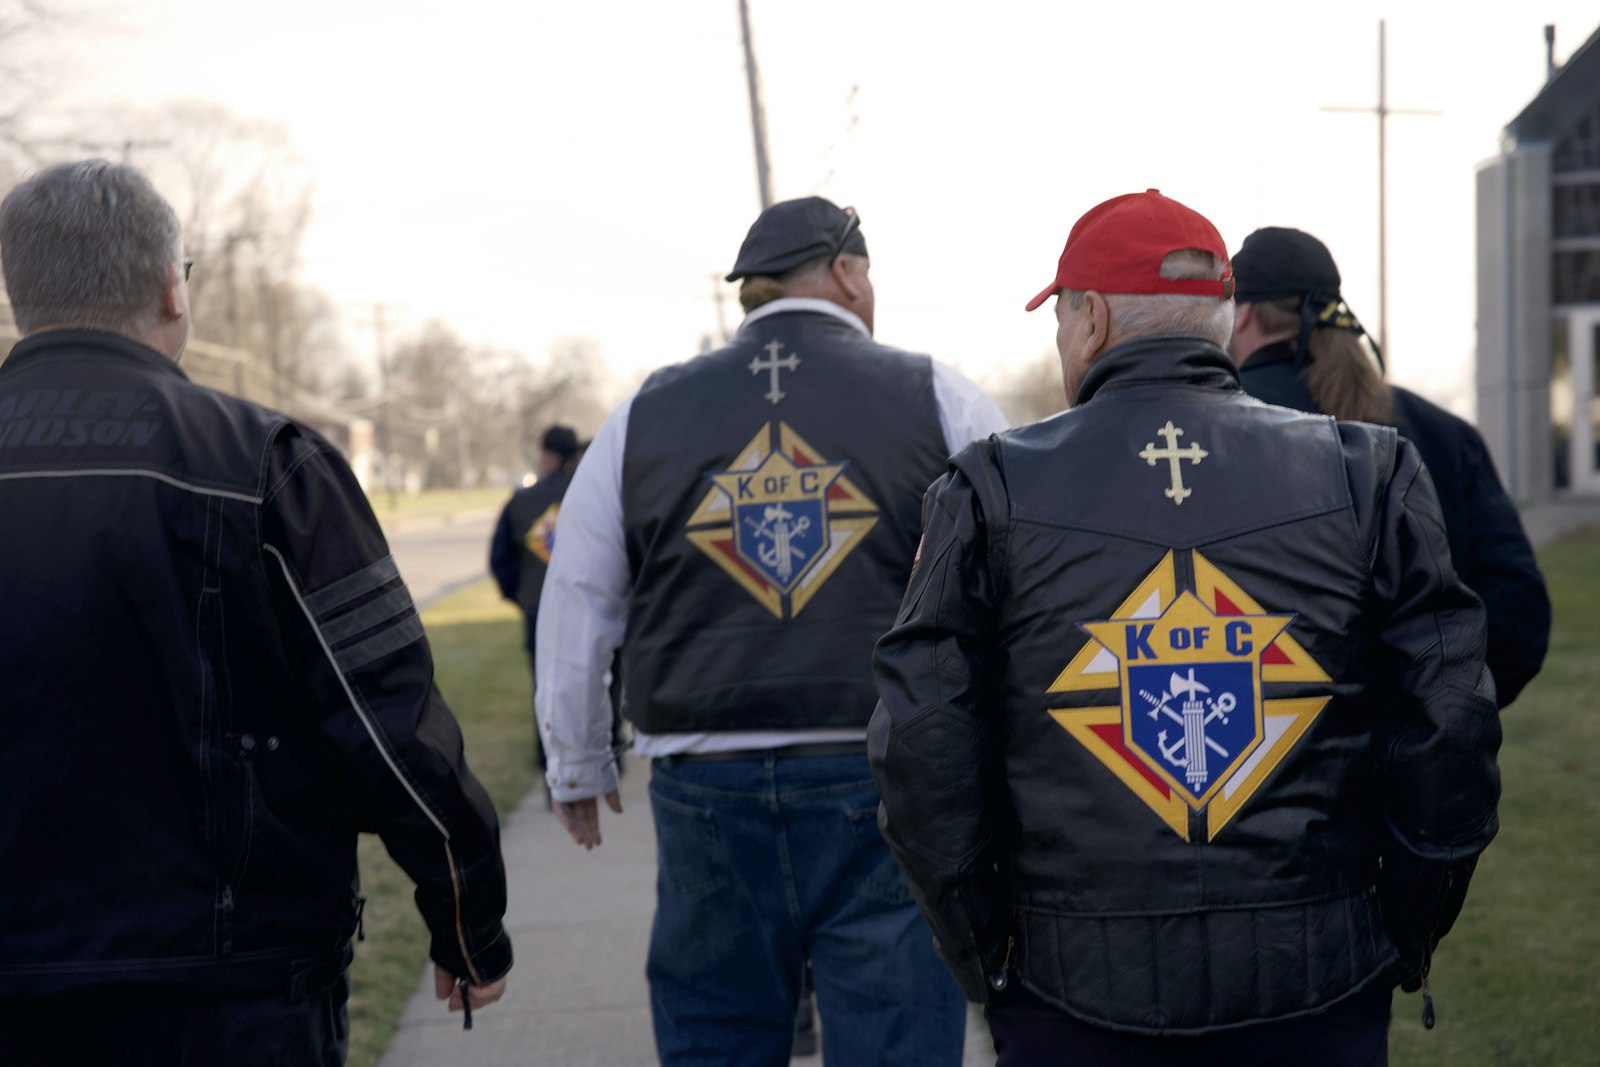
left=687, top=422, right=878, bottom=619
left=524, top=502, right=560, bottom=564
left=1047, top=551, right=1332, bottom=841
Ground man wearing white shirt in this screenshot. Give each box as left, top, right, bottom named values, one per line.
left=537, top=197, right=1006, bottom=1065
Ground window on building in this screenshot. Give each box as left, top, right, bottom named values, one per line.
left=1592, top=323, right=1600, bottom=480
left=1554, top=98, right=1600, bottom=172
left=1554, top=250, right=1600, bottom=304
left=1553, top=321, right=1571, bottom=490
left=1555, top=183, right=1600, bottom=238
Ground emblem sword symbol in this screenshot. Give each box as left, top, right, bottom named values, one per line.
left=1138, top=420, right=1208, bottom=505
left=749, top=339, right=801, bottom=405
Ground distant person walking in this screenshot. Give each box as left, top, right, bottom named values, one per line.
left=491, top=424, right=581, bottom=779
left=0, top=160, right=512, bottom=1065
left=1228, top=226, right=1550, bottom=707
left=538, top=197, right=1005, bottom=1064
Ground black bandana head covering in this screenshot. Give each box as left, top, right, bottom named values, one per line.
left=1232, top=226, right=1382, bottom=371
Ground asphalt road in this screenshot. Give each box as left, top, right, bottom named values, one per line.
left=386, top=511, right=498, bottom=607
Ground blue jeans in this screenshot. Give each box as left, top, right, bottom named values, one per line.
left=647, top=752, right=965, bottom=1067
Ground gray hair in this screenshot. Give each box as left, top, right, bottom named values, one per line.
left=0, top=160, right=182, bottom=335
left=1064, top=249, right=1235, bottom=347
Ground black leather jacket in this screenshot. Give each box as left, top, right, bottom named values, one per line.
left=0, top=331, right=512, bottom=996
left=869, top=336, right=1500, bottom=1033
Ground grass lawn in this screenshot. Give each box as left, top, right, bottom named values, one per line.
left=366, top=486, right=512, bottom=526
left=345, top=580, right=534, bottom=1067
left=1388, top=535, right=1600, bottom=1065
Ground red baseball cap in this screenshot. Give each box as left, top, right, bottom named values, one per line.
left=1024, top=189, right=1234, bottom=311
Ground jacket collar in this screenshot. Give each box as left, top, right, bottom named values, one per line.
left=2, top=329, right=189, bottom=381
left=1241, top=338, right=1300, bottom=371
left=1075, top=334, right=1241, bottom=405
left=736, top=297, right=869, bottom=340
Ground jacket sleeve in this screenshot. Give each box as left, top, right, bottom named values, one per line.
left=1367, top=436, right=1502, bottom=987
left=488, top=503, right=520, bottom=602
left=868, top=450, right=1009, bottom=1003
left=1455, top=430, right=1550, bottom=708
left=259, top=424, right=512, bottom=985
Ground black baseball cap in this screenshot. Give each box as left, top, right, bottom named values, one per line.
left=542, top=425, right=579, bottom=458
left=1232, top=227, right=1342, bottom=303
left=726, top=197, right=868, bottom=282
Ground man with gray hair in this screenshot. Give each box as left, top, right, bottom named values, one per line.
left=0, top=160, right=511, bottom=1064
left=870, top=190, right=1500, bottom=1063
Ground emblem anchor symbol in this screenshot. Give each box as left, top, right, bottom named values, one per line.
left=1142, top=668, right=1234, bottom=787
left=747, top=503, right=812, bottom=584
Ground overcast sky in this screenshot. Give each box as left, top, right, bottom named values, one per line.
left=49, top=0, right=1600, bottom=414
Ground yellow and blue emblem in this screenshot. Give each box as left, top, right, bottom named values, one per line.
left=1049, top=551, right=1331, bottom=841
left=686, top=421, right=878, bottom=619
left=524, top=502, right=559, bottom=564
left=710, top=451, right=843, bottom=593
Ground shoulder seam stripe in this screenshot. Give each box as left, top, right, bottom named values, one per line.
left=305, top=555, right=401, bottom=616
left=0, top=468, right=262, bottom=503
left=263, top=544, right=449, bottom=839
left=333, top=614, right=426, bottom=674
left=321, top=586, right=416, bottom=645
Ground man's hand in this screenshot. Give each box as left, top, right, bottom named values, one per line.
left=434, top=963, right=508, bottom=1014
left=554, top=790, right=623, bottom=849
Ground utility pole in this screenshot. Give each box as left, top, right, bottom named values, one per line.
left=708, top=272, right=731, bottom=344
left=1323, top=19, right=1440, bottom=364
left=736, top=0, right=775, bottom=209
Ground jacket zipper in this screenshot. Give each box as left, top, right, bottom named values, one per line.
left=218, top=884, right=235, bottom=957
left=988, top=935, right=1015, bottom=992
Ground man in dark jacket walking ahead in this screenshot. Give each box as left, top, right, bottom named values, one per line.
left=490, top=423, right=582, bottom=777
left=870, top=191, right=1501, bottom=1066
left=0, top=161, right=511, bottom=1065
left=1227, top=226, right=1550, bottom=707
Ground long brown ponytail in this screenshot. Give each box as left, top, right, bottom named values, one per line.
left=1253, top=298, right=1393, bottom=425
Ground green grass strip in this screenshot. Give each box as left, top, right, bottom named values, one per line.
left=347, top=580, right=533, bottom=1067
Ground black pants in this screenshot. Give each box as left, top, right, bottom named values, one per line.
left=986, top=982, right=1391, bottom=1067
left=0, top=971, right=350, bottom=1066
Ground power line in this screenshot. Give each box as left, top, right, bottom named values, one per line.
left=1322, top=19, right=1441, bottom=364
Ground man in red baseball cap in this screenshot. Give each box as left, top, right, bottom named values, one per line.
left=869, top=190, right=1499, bottom=1064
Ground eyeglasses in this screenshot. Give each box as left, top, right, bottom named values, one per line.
left=828, top=207, right=860, bottom=267
left=182, top=258, right=194, bottom=281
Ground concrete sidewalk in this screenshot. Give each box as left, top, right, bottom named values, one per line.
left=379, top=761, right=996, bottom=1066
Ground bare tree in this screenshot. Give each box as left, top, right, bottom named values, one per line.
left=992, top=351, right=1068, bottom=426
left=517, top=336, right=606, bottom=464
left=0, top=0, right=62, bottom=184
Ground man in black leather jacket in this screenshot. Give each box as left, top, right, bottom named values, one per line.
left=0, top=161, right=511, bottom=1064
left=869, top=191, right=1501, bottom=1066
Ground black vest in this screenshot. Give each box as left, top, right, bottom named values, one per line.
left=621, top=310, right=948, bottom=734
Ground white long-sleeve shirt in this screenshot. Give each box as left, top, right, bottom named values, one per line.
left=535, top=298, right=1010, bottom=802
